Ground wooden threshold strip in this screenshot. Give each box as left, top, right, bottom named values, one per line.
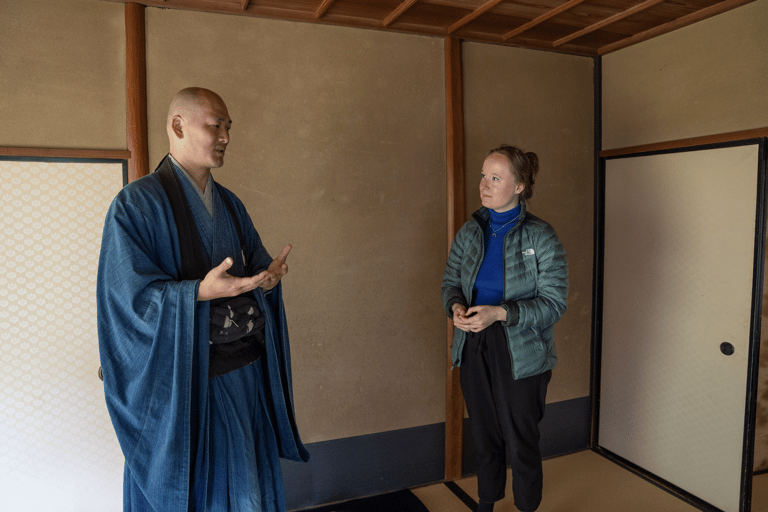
left=0, top=147, right=131, bottom=160
left=600, top=127, right=768, bottom=158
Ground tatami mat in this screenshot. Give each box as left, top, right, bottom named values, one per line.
left=412, top=450, right=768, bottom=512
left=410, top=483, right=473, bottom=512
left=295, top=450, right=766, bottom=511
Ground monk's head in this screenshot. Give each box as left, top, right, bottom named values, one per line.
left=167, top=87, right=231, bottom=175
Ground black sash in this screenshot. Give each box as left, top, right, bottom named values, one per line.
left=155, top=156, right=264, bottom=378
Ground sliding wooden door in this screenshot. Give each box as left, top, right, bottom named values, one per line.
left=598, top=141, right=766, bottom=512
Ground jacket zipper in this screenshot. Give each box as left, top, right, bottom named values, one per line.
left=452, top=211, right=523, bottom=378
left=452, top=224, right=484, bottom=368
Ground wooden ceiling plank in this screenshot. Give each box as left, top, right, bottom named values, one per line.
left=240, top=0, right=249, bottom=10
left=553, top=0, right=666, bottom=47
left=502, top=0, right=587, bottom=41
left=315, top=0, right=335, bottom=19
left=448, top=0, right=505, bottom=34
left=598, top=0, right=756, bottom=54
left=382, top=0, right=420, bottom=27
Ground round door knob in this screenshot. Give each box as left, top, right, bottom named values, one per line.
left=720, top=342, right=735, bottom=356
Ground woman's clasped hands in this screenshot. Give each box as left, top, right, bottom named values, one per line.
left=452, top=303, right=507, bottom=333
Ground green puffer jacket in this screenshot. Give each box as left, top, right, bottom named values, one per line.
left=441, top=201, right=568, bottom=379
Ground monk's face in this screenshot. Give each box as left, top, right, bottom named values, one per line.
left=181, top=92, right=232, bottom=172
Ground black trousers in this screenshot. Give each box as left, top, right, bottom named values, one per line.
left=460, top=322, right=551, bottom=512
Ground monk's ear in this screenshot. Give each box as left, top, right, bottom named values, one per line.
left=171, top=116, right=184, bottom=139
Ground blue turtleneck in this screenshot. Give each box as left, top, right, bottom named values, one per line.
left=473, top=204, right=521, bottom=306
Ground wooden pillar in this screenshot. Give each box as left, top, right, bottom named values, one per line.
left=444, top=36, right=466, bottom=482
left=125, top=2, right=149, bottom=183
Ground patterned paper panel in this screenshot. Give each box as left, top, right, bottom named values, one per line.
left=0, top=160, right=125, bottom=511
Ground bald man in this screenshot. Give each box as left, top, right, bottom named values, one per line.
left=98, top=87, right=308, bottom=512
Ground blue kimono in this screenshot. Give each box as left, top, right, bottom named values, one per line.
left=97, top=156, right=308, bottom=511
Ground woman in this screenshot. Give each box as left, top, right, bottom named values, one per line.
left=441, top=145, right=568, bottom=512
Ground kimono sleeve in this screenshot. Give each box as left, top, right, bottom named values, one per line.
left=97, top=181, right=210, bottom=510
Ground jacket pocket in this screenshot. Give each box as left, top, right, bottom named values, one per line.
left=530, top=326, right=546, bottom=352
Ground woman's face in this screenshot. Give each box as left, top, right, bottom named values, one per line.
left=479, top=153, right=525, bottom=213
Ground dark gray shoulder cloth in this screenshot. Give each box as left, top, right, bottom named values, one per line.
left=155, top=155, right=265, bottom=379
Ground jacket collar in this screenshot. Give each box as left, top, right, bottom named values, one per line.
left=472, top=200, right=528, bottom=231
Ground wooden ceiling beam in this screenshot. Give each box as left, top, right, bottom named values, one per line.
left=502, top=0, right=586, bottom=41
left=553, top=0, right=666, bottom=47
left=448, top=0, right=504, bottom=34
left=98, top=0, right=754, bottom=57
left=315, top=0, right=334, bottom=19
left=598, top=0, right=756, bottom=54
left=382, top=0, right=419, bottom=27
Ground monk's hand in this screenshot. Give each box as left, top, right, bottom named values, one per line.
left=254, top=244, right=292, bottom=292
left=455, top=305, right=506, bottom=333
left=197, top=257, right=262, bottom=301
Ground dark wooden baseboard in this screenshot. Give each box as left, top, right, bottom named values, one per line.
left=282, top=395, right=590, bottom=510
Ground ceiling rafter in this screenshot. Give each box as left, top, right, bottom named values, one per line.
left=99, top=0, right=757, bottom=57
left=598, top=0, right=755, bottom=55
left=315, top=0, right=334, bottom=19
left=383, top=0, right=420, bottom=27
left=553, top=0, right=666, bottom=47
left=448, top=0, right=504, bottom=34
left=502, top=0, right=586, bottom=41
